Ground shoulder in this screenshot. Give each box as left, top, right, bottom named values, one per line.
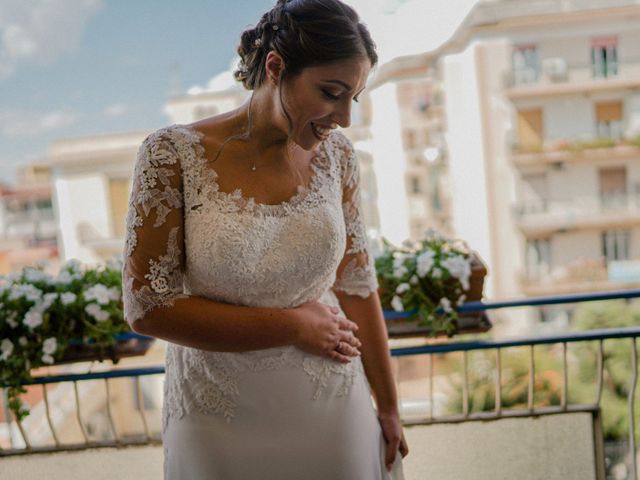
left=136, top=124, right=202, bottom=167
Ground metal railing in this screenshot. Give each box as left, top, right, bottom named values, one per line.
left=2, top=288, right=640, bottom=478
left=389, top=288, right=640, bottom=479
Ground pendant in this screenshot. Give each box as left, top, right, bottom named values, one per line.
left=251, top=164, right=257, bottom=171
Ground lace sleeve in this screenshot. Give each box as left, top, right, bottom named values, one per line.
left=331, top=134, right=379, bottom=299
left=122, top=128, right=188, bottom=328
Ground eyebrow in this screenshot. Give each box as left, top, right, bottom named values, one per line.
left=324, top=79, right=366, bottom=96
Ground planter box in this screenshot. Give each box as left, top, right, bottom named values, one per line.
left=385, top=311, right=492, bottom=339
left=56, top=333, right=155, bottom=365
left=383, top=251, right=490, bottom=338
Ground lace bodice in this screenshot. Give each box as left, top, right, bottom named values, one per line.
left=121, top=124, right=379, bottom=426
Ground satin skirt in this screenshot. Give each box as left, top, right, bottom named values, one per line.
left=163, top=354, right=405, bottom=480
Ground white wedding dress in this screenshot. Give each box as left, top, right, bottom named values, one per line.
left=122, top=124, right=405, bottom=479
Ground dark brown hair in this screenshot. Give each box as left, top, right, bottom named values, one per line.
left=234, top=0, right=378, bottom=90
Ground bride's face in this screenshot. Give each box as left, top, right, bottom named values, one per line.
left=274, top=56, right=371, bottom=150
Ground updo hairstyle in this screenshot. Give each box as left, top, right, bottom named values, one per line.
left=234, top=0, right=377, bottom=90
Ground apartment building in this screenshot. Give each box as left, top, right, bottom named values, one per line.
left=367, top=54, right=453, bottom=244
left=434, top=0, right=640, bottom=329
left=46, top=131, right=147, bottom=265
left=0, top=165, right=59, bottom=274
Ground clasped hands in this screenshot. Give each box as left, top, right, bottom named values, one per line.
left=292, top=300, right=362, bottom=363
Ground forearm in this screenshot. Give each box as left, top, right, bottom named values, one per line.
left=133, top=295, right=299, bottom=353
left=333, top=289, right=399, bottom=413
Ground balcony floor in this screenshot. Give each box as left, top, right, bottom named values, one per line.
left=1, top=412, right=599, bottom=479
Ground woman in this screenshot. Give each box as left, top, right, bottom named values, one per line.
left=122, top=0, right=408, bottom=478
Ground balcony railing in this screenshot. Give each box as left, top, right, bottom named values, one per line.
left=513, top=193, right=640, bottom=235
left=2, top=289, right=640, bottom=478
left=504, top=57, right=640, bottom=97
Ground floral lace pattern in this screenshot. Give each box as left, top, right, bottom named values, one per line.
left=122, top=124, right=378, bottom=427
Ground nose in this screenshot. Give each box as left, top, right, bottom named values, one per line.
left=333, top=100, right=352, bottom=129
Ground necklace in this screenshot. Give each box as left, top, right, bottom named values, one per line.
left=210, top=92, right=305, bottom=187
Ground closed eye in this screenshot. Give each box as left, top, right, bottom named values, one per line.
left=322, top=89, right=360, bottom=103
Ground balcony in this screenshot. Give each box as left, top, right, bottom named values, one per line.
left=520, top=258, right=640, bottom=296
left=513, top=192, right=640, bottom=237
left=504, top=59, right=640, bottom=100
left=3, top=291, right=640, bottom=479
left=511, top=137, right=640, bottom=168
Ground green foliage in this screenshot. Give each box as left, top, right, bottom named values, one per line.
left=375, top=229, right=475, bottom=336
left=0, top=258, right=127, bottom=421
left=443, top=299, right=640, bottom=441
left=571, top=300, right=640, bottom=441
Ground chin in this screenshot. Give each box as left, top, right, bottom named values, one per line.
left=293, top=135, right=322, bottom=151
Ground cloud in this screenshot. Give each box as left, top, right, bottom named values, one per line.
left=104, top=103, right=128, bottom=117
left=0, top=0, right=104, bottom=79
left=0, top=108, right=80, bottom=137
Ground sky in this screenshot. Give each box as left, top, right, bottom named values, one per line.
left=0, top=0, right=478, bottom=187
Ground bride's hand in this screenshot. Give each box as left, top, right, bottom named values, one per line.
left=377, top=410, right=409, bottom=472
left=291, top=300, right=362, bottom=363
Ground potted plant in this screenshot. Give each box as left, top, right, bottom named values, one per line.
left=375, top=228, right=490, bottom=338
left=0, top=258, right=153, bottom=421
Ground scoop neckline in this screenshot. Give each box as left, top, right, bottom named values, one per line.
left=175, top=123, right=328, bottom=213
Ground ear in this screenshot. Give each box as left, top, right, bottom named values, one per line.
left=264, top=51, right=285, bottom=85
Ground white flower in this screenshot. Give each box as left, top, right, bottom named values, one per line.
left=83, top=284, right=111, bottom=305
left=62, top=259, right=83, bottom=273
left=85, top=303, right=110, bottom=322
left=432, top=268, right=442, bottom=279
left=441, top=255, right=472, bottom=290
left=8, top=284, right=43, bottom=302
left=33, top=292, right=58, bottom=313
left=392, top=264, right=408, bottom=279
left=107, top=287, right=121, bottom=302
left=0, top=339, right=14, bottom=361
left=41, top=354, right=54, bottom=365
left=24, top=309, right=43, bottom=329
left=391, top=295, right=404, bottom=312
left=409, top=275, right=419, bottom=285
left=24, top=268, right=52, bottom=284
left=6, top=311, right=18, bottom=328
left=395, top=283, right=410, bottom=295
left=43, top=337, right=57, bottom=355
left=457, top=294, right=467, bottom=306
left=56, top=271, right=74, bottom=285
left=416, top=250, right=436, bottom=277
left=60, top=292, right=77, bottom=305
left=440, top=297, right=453, bottom=313
left=18, top=337, right=27, bottom=347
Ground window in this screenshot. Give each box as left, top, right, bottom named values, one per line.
left=410, top=176, right=421, bottom=194
left=512, top=45, right=539, bottom=85
left=526, top=238, right=551, bottom=277
left=591, top=36, right=618, bottom=79
left=403, top=129, right=416, bottom=150
left=516, top=109, right=543, bottom=150
left=521, top=173, right=548, bottom=213
left=602, top=230, right=630, bottom=262
left=595, top=101, right=623, bottom=140
left=599, top=167, right=627, bottom=209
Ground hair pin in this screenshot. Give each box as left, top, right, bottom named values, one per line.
left=254, top=38, right=262, bottom=47
left=272, top=24, right=279, bottom=31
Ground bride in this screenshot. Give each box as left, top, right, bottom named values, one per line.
left=122, top=0, right=409, bottom=478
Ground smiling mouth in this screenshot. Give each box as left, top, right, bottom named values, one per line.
left=311, top=122, right=334, bottom=140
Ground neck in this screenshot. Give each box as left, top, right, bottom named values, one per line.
left=236, top=86, right=292, bottom=156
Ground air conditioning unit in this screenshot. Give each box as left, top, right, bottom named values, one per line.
left=542, top=58, right=568, bottom=82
